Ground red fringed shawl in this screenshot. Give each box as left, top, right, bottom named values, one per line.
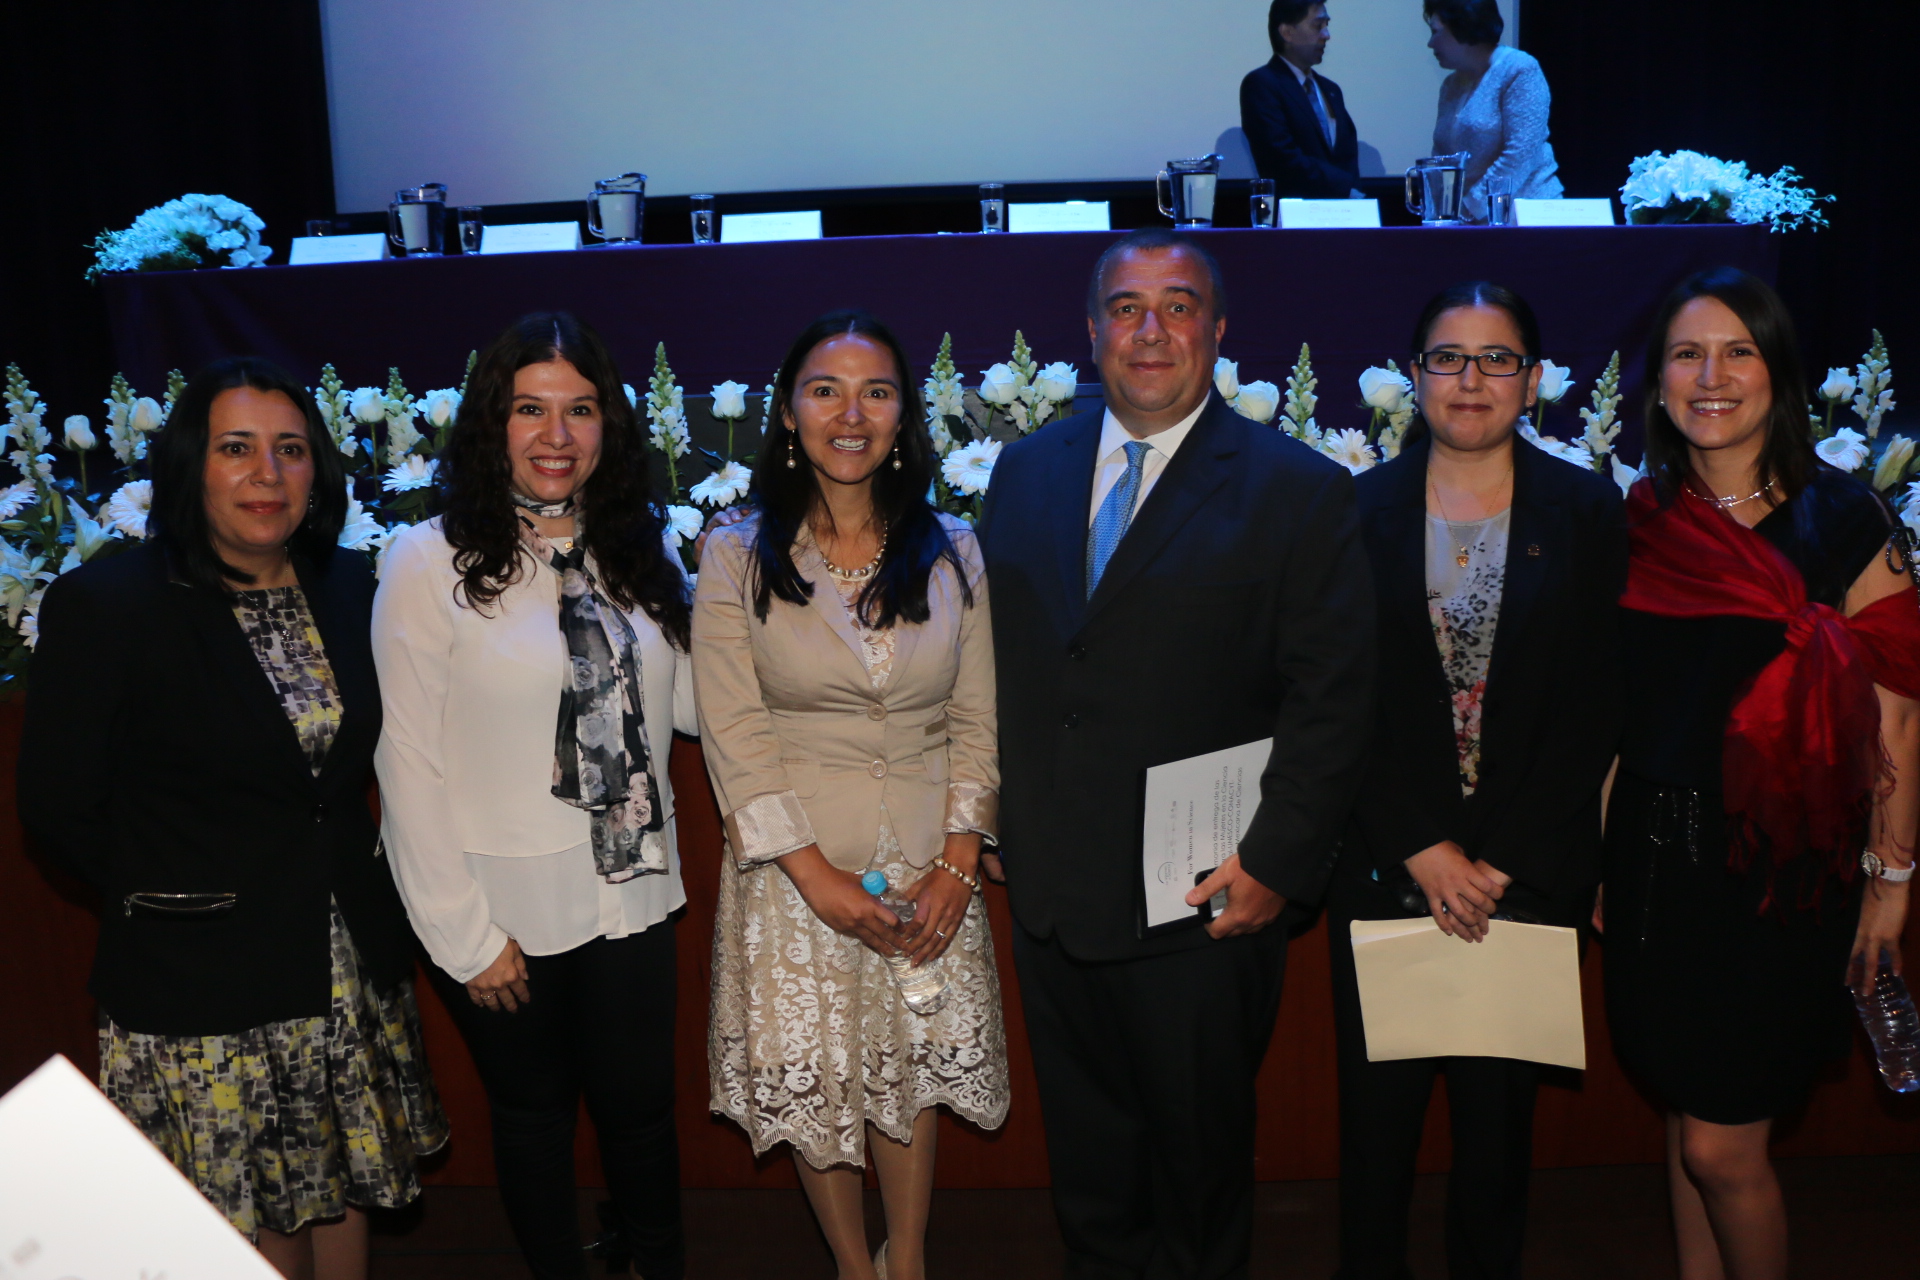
left=1621, top=479, right=1920, bottom=900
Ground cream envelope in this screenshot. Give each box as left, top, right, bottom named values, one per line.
left=1349, top=917, right=1586, bottom=1070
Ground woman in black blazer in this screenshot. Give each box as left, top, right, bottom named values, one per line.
left=20, top=358, right=446, bottom=1279
left=1328, top=283, right=1626, bottom=1280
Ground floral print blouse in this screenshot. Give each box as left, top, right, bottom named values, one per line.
left=1426, top=510, right=1509, bottom=794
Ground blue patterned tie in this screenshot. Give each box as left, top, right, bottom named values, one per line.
left=1306, top=74, right=1336, bottom=149
left=1086, top=440, right=1149, bottom=598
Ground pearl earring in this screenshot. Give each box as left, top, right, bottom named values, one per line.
left=891, top=442, right=902, bottom=471
left=786, top=432, right=796, bottom=469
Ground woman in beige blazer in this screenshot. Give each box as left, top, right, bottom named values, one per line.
left=694, top=311, right=1006, bottom=1280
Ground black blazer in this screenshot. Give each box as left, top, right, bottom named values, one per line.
left=1336, top=435, right=1628, bottom=924
left=978, top=395, right=1376, bottom=961
left=1239, top=57, right=1361, bottom=198
left=19, top=542, right=412, bottom=1036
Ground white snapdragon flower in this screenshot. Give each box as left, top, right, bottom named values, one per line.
left=664, top=504, right=704, bottom=548
left=1520, top=423, right=1595, bottom=469
left=1319, top=428, right=1377, bottom=475
left=62, top=416, right=95, bottom=450
left=1899, top=482, right=1920, bottom=539
left=383, top=455, right=439, bottom=492
left=689, top=460, right=753, bottom=508
left=709, top=381, right=750, bottom=421
left=0, top=479, right=36, bottom=520
left=1358, top=366, right=1412, bottom=413
left=1872, top=436, right=1915, bottom=491
left=1818, top=368, right=1857, bottom=402
left=101, top=479, right=153, bottom=537
left=1536, top=360, right=1574, bottom=403
left=977, top=364, right=1020, bottom=406
left=623, top=384, right=639, bottom=409
left=419, top=388, right=462, bottom=430
left=337, top=495, right=386, bottom=550
left=649, top=407, right=690, bottom=459
left=1231, top=380, right=1281, bottom=424
left=1814, top=426, right=1869, bottom=472
left=1034, top=362, right=1078, bottom=403
left=385, top=412, right=424, bottom=459
left=941, top=440, right=1003, bottom=496
left=349, top=386, right=386, bottom=425
left=1213, top=358, right=1241, bottom=401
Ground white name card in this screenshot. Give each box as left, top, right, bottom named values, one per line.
left=0, top=1056, right=281, bottom=1278
left=480, top=220, right=584, bottom=254
left=721, top=210, right=824, bottom=244
left=1513, top=197, right=1615, bottom=227
left=1278, top=198, right=1381, bottom=229
left=1009, top=201, right=1111, bottom=233
left=288, top=232, right=388, bottom=264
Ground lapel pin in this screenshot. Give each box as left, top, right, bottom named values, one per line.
left=1526, top=544, right=1542, bottom=557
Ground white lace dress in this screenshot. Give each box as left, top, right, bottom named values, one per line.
left=707, top=577, right=1010, bottom=1169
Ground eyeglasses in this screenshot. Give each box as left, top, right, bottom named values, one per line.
left=1415, top=350, right=1539, bottom=377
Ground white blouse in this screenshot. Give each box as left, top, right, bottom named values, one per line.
left=372, top=519, right=697, bottom=983
left=1433, top=45, right=1563, bottom=223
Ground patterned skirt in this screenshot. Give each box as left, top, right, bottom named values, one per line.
left=99, top=903, right=449, bottom=1240
left=708, top=822, right=1010, bottom=1170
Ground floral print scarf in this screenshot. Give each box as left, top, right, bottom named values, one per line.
left=519, top=514, right=667, bottom=881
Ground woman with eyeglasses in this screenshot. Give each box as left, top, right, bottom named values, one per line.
left=1326, top=281, right=1626, bottom=1279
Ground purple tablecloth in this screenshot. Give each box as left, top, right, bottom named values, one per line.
left=104, top=225, right=1773, bottom=447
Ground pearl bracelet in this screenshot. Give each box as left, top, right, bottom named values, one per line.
left=932, top=855, right=981, bottom=892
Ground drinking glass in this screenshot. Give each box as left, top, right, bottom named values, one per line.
left=979, top=183, right=1007, bottom=234
left=1486, top=182, right=1515, bottom=227
left=305, top=219, right=334, bottom=237
left=1250, top=179, right=1277, bottom=229
left=690, top=195, right=716, bottom=244
left=458, top=207, right=484, bottom=254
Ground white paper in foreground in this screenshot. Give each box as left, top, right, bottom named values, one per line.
left=1141, top=738, right=1272, bottom=929
left=1350, top=917, right=1586, bottom=1069
left=0, top=1055, right=279, bottom=1279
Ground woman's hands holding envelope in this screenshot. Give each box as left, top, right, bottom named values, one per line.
left=1405, top=841, right=1509, bottom=942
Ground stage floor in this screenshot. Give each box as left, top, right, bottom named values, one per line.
left=369, top=1154, right=1916, bottom=1279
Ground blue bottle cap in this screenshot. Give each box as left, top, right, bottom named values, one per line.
left=860, top=870, right=888, bottom=895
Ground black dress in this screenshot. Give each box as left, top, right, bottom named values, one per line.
left=1604, top=467, right=1897, bottom=1125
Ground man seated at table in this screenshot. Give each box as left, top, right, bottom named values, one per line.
left=1241, top=0, right=1363, bottom=198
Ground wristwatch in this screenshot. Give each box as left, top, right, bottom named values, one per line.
left=1861, top=850, right=1915, bottom=883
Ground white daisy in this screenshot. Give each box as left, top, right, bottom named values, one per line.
left=689, top=460, right=753, bottom=508
left=1318, top=428, right=1377, bottom=475
left=664, top=504, right=704, bottom=548
left=1814, top=426, right=1869, bottom=473
left=383, top=455, right=439, bottom=492
left=100, top=479, right=152, bottom=538
left=941, top=440, right=1003, bottom=496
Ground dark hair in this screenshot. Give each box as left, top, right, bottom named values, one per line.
left=1086, top=228, right=1229, bottom=321
left=147, top=356, right=346, bottom=593
left=749, top=310, right=971, bottom=628
left=1640, top=267, right=1816, bottom=506
left=1405, top=280, right=1542, bottom=444
left=437, top=311, right=690, bottom=648
left=1268, top=0, right=1325, bottom=55
left=1422, top=0, right=1504, bottom=46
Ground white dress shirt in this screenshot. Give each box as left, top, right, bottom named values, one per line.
left=372, top=520, right=697, bottom=983
left=1088, top=399, right=1209, bottom=527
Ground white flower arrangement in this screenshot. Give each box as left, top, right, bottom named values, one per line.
left=979, top=332, right=1076, bottom=434
left=645, top=343, right=692, bottom=501
left=87, top=194, right=272, bottom=281
left=1621, top=151, right=1831, bottom=233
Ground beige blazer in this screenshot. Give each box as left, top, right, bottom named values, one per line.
left=692, top=513, right=997, bottom=873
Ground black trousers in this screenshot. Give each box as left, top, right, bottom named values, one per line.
left=1327, top=897, right=1537, bottom=1280
left=1012, top=922, right=1289, bottom=1280
left=432, top=921, right=683, bottom=1280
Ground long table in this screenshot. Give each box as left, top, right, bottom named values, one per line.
left=104, top=225, right=1775, bottom=446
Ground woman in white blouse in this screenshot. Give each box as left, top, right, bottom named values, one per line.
left=373, top=312, right=695, bottom=1280
left=1427, top=0, right=1563, bottom=222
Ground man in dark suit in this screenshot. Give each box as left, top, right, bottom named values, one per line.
left=977, top=229, right=1375, bottom=1278
left=1241, top=0, right=1362, bottom=197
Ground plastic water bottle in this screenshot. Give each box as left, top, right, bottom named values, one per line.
left=861, top=870, right=948, bottom=1016
left=1853, top=951, right=1920, bottom=1093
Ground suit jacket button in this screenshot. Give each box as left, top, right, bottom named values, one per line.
left=1062, top=713, right=1081, bottom=729
left=312, top=803, right=328, bottom=824
left=1068, top=644, right=1087, bottom=661
left=869, top=760, right=888, bottom=779
left=867, top=703, right=887, bottom=721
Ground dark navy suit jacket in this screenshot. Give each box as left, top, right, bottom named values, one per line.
left=1240, top=56, right=1361, bottom=197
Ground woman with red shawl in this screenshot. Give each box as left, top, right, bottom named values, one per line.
left=1602, top=268, right=1920, bottom=1280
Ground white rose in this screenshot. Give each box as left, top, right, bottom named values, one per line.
left=1872, top=436, right=1915, bottom=491
left=128, top=396, right=164, bottom=433
left=1818, top=368, right=1857, bottom=403
left=978, top=364, right=1020, bottom=406
left=1231, top=380, right=1281, bottom=424
left=1536, top=360, right=1574, bottom=403
left=1213, top=358, right=1241, bottom=401
left=1814, top=426, right=1869, bottom=472
left=1357, top=366, right=1411, bottom=413
left=419, top=388, right=461, bottom=429
left=709, top=381, right=750, bottom=421
left=1035, top=362, right=1078, bottom=403
left=349, top=387, right=386, bottom=425
left=63, top=415, right=96, bottom=450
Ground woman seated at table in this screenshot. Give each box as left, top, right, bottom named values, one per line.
left=20, top=357, right=447, bottom=1279
left=1427, top=0, right=1563, bottom=222
left=695, top=310, right=1007, bottom=1280
left=1329, top=282, right=1626, bottom=1280
left=374, top=313, right=696, bottom=1280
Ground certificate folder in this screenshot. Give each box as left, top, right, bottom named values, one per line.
left=1349, top=917, right=1586, bottom=1069
left=1138, top=738, right=1273, bottom=936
